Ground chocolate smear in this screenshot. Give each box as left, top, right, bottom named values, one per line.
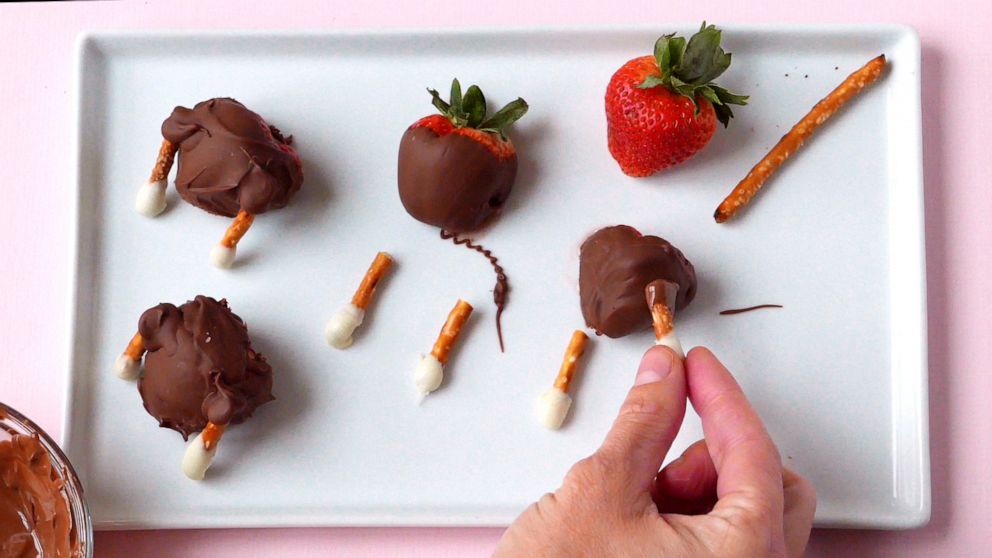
left=719, top=304, right=783, bottom=315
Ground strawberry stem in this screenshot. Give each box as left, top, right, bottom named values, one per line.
left=427, top=79, right=528, bottom=138
left=637, top=22, right=748, bottom=127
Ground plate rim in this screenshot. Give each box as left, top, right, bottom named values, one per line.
left=61, top=22, right=928, bottom=531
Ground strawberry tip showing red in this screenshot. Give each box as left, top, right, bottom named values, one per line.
left=637, top=22, right=748, bottom=127
left=426, top=79, right=528, bottom=140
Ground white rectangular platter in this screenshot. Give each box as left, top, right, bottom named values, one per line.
left=63, top=25, right=927, bottom=530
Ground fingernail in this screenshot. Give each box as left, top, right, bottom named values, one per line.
left=635, top=347, right=674, bottom=386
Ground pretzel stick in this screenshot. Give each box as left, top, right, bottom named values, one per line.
left=553, top=330, right=589, bottom=392
left=352, top=252, right=393, bottom=309
left=210, top=210, right=255, bottom=269
left=431, top=299, right=473, bottom=364
left=646, top=280, right=683, bottom=357
left=714, top=55, right=887, bottom=223
left=182, top=422, right=227, bottom=481
left=136, top=139, right=177, bottom=217
left=114, top=332, right=145, bottom=380
left=415, top=299, right=473, bottom=398
left=326, top=252, right=394, bottom=349
left=539, top=330, right=589, bottom=430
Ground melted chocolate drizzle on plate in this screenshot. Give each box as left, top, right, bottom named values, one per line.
left=440, top=230, right=508, bottom=352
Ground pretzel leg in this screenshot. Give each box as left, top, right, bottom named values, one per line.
left=114, top=332, right=145, bottom=380
left=538, top=330, right=590, bottom=430
left=325, top=252, right=394, bottom=349
left=415, top=299, right=473, bottom=399
left=210, top=210, right=255, bottom=269
left=646, top=280, right=684, bottom=357
left=136, top=139, right=177, bottom=217
left=182, top=422, right=227, bottom=481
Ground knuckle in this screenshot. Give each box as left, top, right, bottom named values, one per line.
left=619, top=391, right=678, bottom=427
left=563, top=455, right=608, bottom=486
left=532, top=492, right=560, bottom=520
left=790, top=475, right=818, bottom=511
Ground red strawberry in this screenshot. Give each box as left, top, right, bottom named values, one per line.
left=605, top=23, right=748, bottom=177
left=398, top=79, right=527, bottom=233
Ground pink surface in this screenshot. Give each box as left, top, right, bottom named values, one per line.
left=0, top=0, right=988, bottom=555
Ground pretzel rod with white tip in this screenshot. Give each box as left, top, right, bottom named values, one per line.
left=182, top=422, right=227, bottom=481
left=325, top=252, right=394, bottom=349
left=136, top=139, right=177, bottom=217
left=210, top=210, right=254, bottom=269
left=114, top=332, right=145, bottom=380
left=415, top=299, right=473, bottom=398
left=538, top=330, right=589, bottom=430
left=646, top=280, right=683, bottom=358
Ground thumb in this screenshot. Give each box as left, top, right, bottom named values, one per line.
left=597, top=345, right=687, bottom=494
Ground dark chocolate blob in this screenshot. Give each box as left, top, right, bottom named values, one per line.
left=579, top=225, right=697, bottom=339
left=137, top=295, right=274, bottom=440
left=397, top=126, right=516, bottom=234
left=161, top=98, right=304, bottom=217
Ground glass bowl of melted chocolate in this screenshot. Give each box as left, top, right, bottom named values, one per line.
left=0, top=401, right=91, bottom=557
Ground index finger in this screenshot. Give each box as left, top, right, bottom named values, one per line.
left=685, top=347, right=784, bottom=525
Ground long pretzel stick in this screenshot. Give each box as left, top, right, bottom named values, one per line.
left=114, top=332, right=145, bottom=380
left=210, top=210, right=255, bottom=269
left=538, top=330, right=590, bottom=430
left=646, top=280, right=683, bottom=357
left=415, top=299, right=474, bottom=399
left=182, top=422, right=227, bottom=481
left=136, top=139, right=177, bottom=217
left=714, top=55, right=887, bottom=223
left=325, top=252, right=395, bottom=349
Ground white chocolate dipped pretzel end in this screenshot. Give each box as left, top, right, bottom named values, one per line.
left=416, top=299, right=473, bottom=399
left=325, top=252, right=394, bottom=349
left=182, top=422, right=226, bottom=481
left=538, top=330, right=589, bottom=430
left=646, top=280, right=684, bottom=358
left=136, top=139, right=178, bottom=217
left=114, top=332, right=145, bottom=380
left=210, top=210, right=255, bottom=269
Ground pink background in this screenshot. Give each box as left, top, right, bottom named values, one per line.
left=1, top=0, right=988, bottom=555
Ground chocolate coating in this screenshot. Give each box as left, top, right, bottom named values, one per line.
left=397, top=126, right=516, bottom=233
left=579, top=225, right=697, bottom=338
left=137, top=296, right=274, bottom=440
left=162, top=98, right=303, bottom=217
left=0, top=431, right=77, bottom=557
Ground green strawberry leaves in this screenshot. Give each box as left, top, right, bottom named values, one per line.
left=427, top=79, right=528, bottom=138
left=637, top=22, right=748, bottom=127
left=653, top=33, right=687, bottom=81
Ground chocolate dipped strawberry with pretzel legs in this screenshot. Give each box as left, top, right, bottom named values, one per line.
left=135, top=97, right=304, bottom=269
left=397, top=80, right=528, bottom=351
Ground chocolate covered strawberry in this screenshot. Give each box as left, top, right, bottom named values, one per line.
left=605, top=23, right=748, bottom=177
left=398, top=79, right=527, bottom=233
left=397, top=79, right=528, bottom=352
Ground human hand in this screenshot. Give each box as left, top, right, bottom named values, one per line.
left=495, top=346, right=815, bottom=558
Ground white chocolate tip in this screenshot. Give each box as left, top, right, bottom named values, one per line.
left=136, top=179, right=168, bottom=217
left=210, top=243, right=237, bottom=269
left=182, top=431, right=218, bottom=481
left=324, top=304, right=365, bottom=349
left=114, top=354, right=141, bottom=380
left=655, top=330, right=684, bottom=359
left=415, top=354, right=444, bottom=396
left=538, top=388, right=573, bottom=430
